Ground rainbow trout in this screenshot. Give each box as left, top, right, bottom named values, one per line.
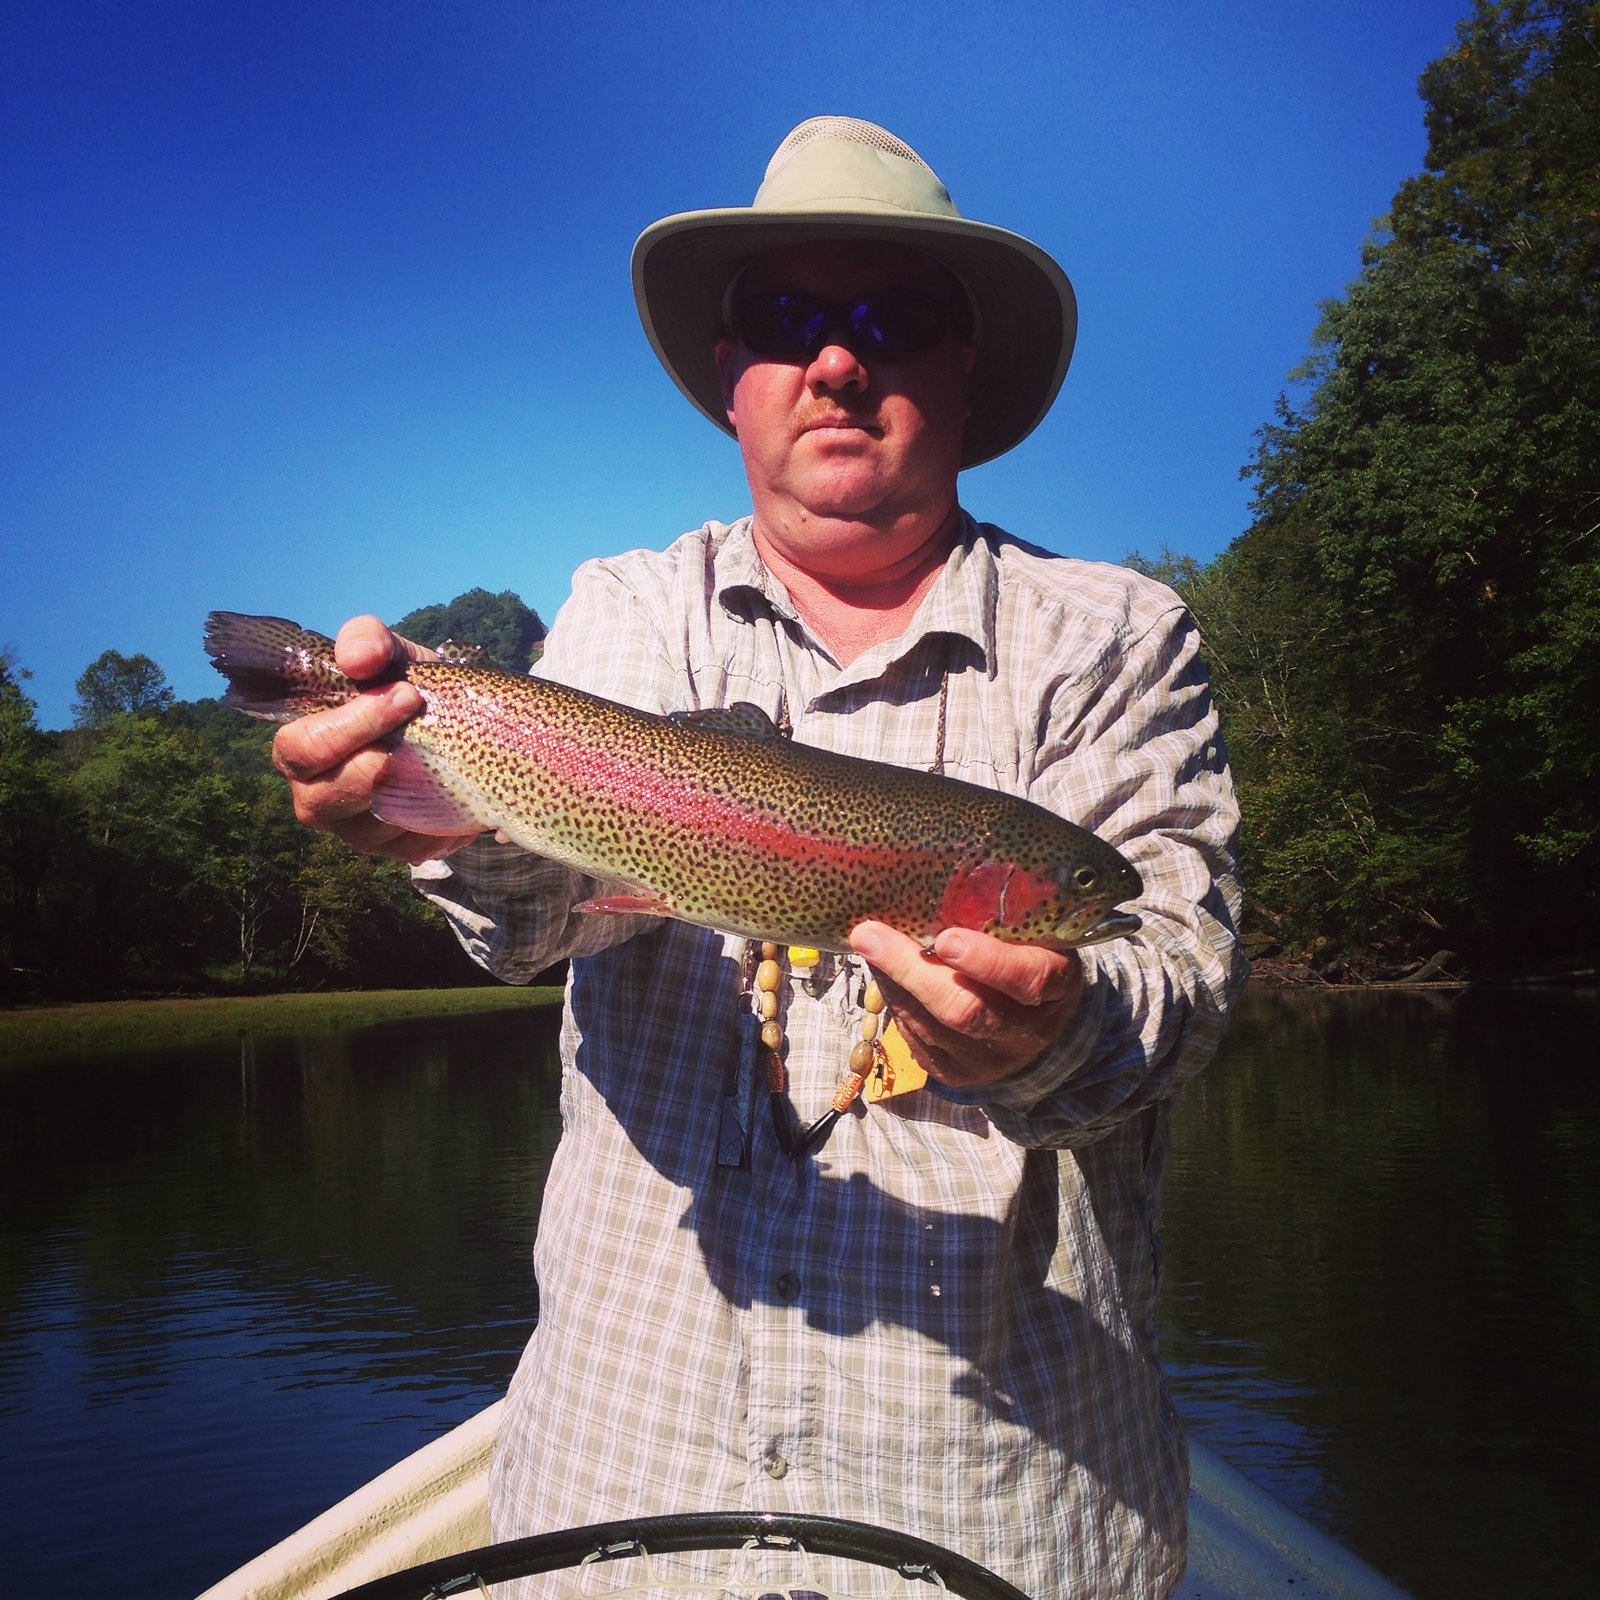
left=205, top=611, right=1142, bottom=952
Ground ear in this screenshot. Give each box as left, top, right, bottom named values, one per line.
left=714, top=337, right=741, bottom=427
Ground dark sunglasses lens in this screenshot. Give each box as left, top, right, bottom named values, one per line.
left=735, top=292, right=951, bottom=359
left=735, top=297, right=826, bottom=358
left=853, top=294, right=949, bottom=353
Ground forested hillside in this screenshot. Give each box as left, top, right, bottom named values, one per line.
left=0, top=591, right=544, bottom=1000
left=1135, top=0, right=1597, bottom=980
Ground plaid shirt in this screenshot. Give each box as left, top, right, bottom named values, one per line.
left=415, top=515, right=1245, bottom=1598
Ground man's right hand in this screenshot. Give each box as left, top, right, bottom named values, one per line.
left=270, top=615, right=485, bottom=864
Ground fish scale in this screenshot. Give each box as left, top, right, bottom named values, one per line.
left=204, top=611, right=1143, bottom=953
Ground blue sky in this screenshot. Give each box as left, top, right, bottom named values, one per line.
left=3, top=0, right=1470, bottom=730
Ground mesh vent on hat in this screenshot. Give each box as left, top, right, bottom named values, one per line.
left=764, top=116, right=933, bottom=179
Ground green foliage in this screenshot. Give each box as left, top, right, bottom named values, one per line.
left=164, top=696, right=277, bottom=776
left=0, top=985, right=559, bottom=1062
left=59, top=714, right=240, bottom=984
left=1183, top=0, right=1600, bottom=971
left=72, top=649, right=175, bottom=727
left=0, top=589, right=543, bottom=1000
left=1, top=656, right=63, bottom=996
left=395, top=587, right=546, bottom=671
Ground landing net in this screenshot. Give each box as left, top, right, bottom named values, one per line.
left=330, top=1513, right=1029, bottom=1600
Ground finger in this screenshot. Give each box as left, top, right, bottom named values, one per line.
left=929, top=928, right=1078, bottom=1008
left=281, top=747, right=395, bottom=825
left=847, top=922, right=986, bottom=1035
left=849, top=922, right=1072, bottom=1011
left=272, top=681, right=422, bottom=783
left=847, top=921, right=933, bottom=993
left=849, top=920, right=1084, bottom=1089
left=333, top=615, right=435, bottom=680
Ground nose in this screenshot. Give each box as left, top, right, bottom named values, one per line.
left=806, top=339, right=870, bottom=392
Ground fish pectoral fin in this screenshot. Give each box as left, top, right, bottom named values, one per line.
left=666, top=702, right=786, bottom=740
left=371, top=744, right=486, bottom=836
left=573, top=893, right=677, bottom=918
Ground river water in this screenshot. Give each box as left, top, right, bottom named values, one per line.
left=2, top=986, right=1595, bottom=1598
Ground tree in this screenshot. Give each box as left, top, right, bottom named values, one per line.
left=0, top=654, right=62, bottom=995
left=165, top=695, right=277, bottom=777
left=72, top=649, right=175, bottom=727
left=1232, top=0, right=1600, bottom=967
left=59, top=714, right=238, bottom=985
left=394, top=588, right=546, bottom=671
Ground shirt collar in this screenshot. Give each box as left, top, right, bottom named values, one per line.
left=715, top=511, right=999, bottom=680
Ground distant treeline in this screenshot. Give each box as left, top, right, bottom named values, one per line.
left=0, top=590, right=546, bottom=1002
left=3, top=3, right=1595, bottom=999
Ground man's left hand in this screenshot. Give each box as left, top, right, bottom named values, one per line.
left=848, top=922, right=1084, bottom=1089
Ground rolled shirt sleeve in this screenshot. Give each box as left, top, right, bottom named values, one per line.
left=970, top=602, right=1246, bottom=1146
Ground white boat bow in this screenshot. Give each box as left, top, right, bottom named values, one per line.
left=198, top=1402, right=1411, bottom=1600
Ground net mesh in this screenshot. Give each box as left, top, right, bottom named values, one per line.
left=765, top=117, right=933, bottom=179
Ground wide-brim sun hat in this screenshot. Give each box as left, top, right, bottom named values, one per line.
left=631, top=116, right=1077, bottom=470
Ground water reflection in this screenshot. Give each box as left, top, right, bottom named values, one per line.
left=1160, top=984, right=1600, bottom=1598
left=2, top=988, right=1596, bottom=1600
left=0, top=1008, right=563, bottom=1596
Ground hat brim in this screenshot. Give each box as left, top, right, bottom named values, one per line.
left=632, top=208, right=1077, bottom=469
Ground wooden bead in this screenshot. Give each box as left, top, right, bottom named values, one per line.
left=744, top=938, right=916, bottom=1155
left=831, top=1069, right=868, bottom=1112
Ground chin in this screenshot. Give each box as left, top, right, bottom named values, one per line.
left=799, top=462, right=893, bottom=507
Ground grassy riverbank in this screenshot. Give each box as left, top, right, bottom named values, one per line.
left=0, top=985, right=564, bottom=1062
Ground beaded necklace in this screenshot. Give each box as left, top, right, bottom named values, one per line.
left=744, top=940, right=889, bottom=1158
left=741, top=668, right=948, bottom=1160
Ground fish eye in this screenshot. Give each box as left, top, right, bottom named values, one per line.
left=1072, top=866, right=1099, bottom=891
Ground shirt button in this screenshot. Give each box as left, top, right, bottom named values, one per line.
left=775, top=1272, right=801, bottom=1301
left=762, top=1452, right=789, bottom=1479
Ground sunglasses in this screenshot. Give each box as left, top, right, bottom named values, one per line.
left=731, top=289, right=958, bottom=361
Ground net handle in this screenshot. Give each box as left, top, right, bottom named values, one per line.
left=330, top=1511, right=1031, bottom=1600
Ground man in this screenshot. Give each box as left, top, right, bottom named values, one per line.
left=274, top=117, right=1245, bottom=1597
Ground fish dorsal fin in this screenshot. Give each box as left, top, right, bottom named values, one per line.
left=667, top=702, right=787, bottom=740
left=434, top=639, right=515, bottom=672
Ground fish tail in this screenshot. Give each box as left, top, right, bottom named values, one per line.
left=203, top=611, right=359, bottom=721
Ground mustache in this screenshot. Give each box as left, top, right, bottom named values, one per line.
left=796, top=397, right=881, bottom=432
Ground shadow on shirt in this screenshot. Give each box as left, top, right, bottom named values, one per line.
left=556, top=926, right=1183, bottom=1546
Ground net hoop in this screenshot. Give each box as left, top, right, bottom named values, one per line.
left=329, top=1511, right=1031, bottom=1600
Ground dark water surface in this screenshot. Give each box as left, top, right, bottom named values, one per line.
left=2, top=987, right=1596, bottom=1598
left=1161, top=984, right=1600, bottom=1598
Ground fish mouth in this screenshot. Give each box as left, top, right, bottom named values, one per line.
left=1072, top=910, right=1142, bottom=948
